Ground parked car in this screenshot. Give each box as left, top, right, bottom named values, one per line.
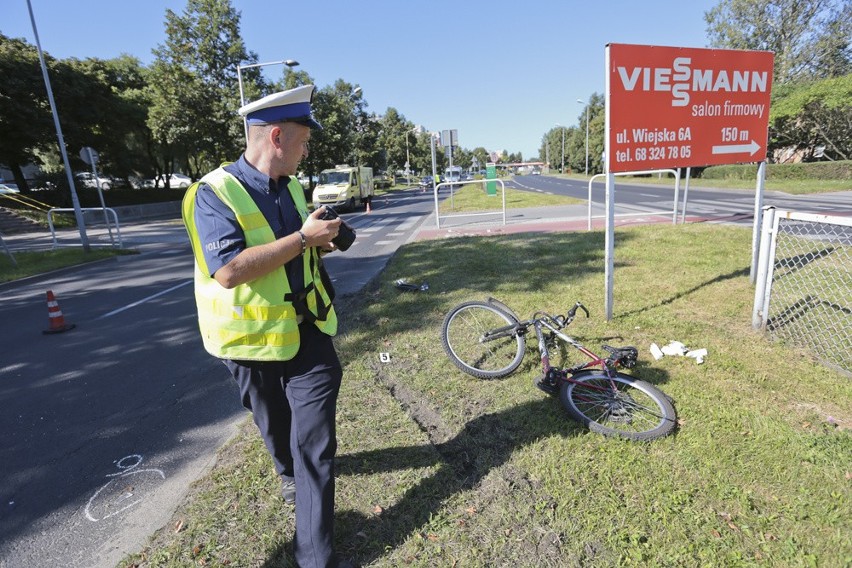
left=155, top=173, right=193, bottom=189
left=75, top=172, right=112, bottom=190
left=396, top=174, right=416, bottom=186
left=298, top=175, right=318, bottom=188
left=419, top=176, right=434, bottom=191
left=374, top=173, right=393, bottom=189
left=0, top=183, right=20, bottom=194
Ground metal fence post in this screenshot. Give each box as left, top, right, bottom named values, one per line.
left=752, top=206, right=776, bottom=329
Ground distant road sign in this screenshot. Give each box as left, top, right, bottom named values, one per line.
left=606, top=44, right=774, bottom=173
left=80, top=146, right=99, bottom=165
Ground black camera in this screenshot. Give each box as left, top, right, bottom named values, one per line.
left=320, top=206, right=356, bottom=251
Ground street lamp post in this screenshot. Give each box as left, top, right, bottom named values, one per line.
left=555, top=124, right=565, bottom=174
left=405, top=131, right=410, bottom=176
left=349, top=87, right=362, bottom=164
left=27, top=0, right=90, bottom=250
left=403, top=126, right=418, bottom=183
left=237, top=59, right=299, bottom=141
left=577, top=98, right=590, bottom=175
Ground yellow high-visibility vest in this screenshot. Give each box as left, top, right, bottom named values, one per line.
left=182, top=168, right=337, bottom=361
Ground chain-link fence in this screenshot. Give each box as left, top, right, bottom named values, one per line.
left=753, top=208, right=852, bottom=376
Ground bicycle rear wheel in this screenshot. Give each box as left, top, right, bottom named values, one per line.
left=441, top=301, right=526, bottom=379
left=559, top=371, right=677, bottom=441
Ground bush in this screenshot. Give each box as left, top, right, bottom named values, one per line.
left=700, top=160, right=852, bottom=180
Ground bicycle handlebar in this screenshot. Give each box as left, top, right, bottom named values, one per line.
left=566, top=302, right=590, bottom=321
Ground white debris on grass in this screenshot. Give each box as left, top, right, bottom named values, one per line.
left=651, top=341, right=707, bottom=364
left=661, top=341, right=689, bottom=356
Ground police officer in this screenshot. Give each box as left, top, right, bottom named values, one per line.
left=182, top=85, right=352, bottom=568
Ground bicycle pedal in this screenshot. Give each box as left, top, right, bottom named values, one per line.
left=534, top=376, right=559, bottom=396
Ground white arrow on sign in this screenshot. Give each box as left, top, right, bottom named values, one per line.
left=711, top=140, right=761, bottom=156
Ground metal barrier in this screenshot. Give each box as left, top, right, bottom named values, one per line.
left=434, top=179, right=506, bottom=228
left=0, top=233, right=17, bottom=267
left=753, top=207, right=852, bottom=375
left=586, top=169, right=680, bottom=230
left=47, top=207, right=123, bottom=249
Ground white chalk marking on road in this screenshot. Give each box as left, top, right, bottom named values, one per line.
left=85, top=455, right=166, bottom=522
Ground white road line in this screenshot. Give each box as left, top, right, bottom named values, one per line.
left=98, top=280, right=192, bottom=319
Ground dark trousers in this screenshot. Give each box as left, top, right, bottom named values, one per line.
left=225, top=323, right=342, bottom=568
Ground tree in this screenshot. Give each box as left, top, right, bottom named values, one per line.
left=0, top=35, right=144, bottom=192
left=566, top=93, right=604, bottom=174
left=148, top=0, right=255, bottom=181
left=451, top=147, right=473, bottom=170
left=63, top=55, right=151, bottom=182
left=302, top=80, right=367, bottom=178
left=0, top=34, right=56, bottom=192
left=705, top=0, right=852, bottom=83
left=276, top=67, right=315, bottom=93
left=770, top=74, right=852, bottom=160
left=539, top=127, right=574, bottom=172
left=471, top=147, right=489, bottom=171
left=376, top=108, right=416, bottom=173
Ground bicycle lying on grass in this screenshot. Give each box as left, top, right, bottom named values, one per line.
left=441, top=298, right=677, bottom=441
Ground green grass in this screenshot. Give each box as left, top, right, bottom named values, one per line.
left=120, top=223, right=850, bottom=567
left=0, top=248, right=135, bottom=283
left=440, top=183, right=583, bottom=213
left=548, top=173, right=851, bottom=194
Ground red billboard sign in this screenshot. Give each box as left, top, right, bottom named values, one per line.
left=606, top=44, right=774, bottom=173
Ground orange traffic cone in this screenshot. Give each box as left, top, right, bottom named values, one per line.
left=43, top=290, right=76, bottom=334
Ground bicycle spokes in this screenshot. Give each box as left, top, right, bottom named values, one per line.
left=563, top=374, right=676, bottom=439
left=441, top=301, right=527, bottom=379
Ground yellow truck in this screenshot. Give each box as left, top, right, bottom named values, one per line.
left=311, top=165, right=374, bottom=211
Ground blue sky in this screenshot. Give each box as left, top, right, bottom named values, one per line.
left=4, top=0, right=720, bottom=159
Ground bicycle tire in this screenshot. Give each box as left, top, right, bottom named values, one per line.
left=559, top=371, right=677, bottom=441
left=441, top=301, right=526, bottom=379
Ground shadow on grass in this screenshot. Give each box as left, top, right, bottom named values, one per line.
left=618, top=266, right=750, bottom=319
left=338, top=231, right=631, bottom=352
left=260, top=362, right=673, bottom=567
left=260, top=398, right=579, bottom=567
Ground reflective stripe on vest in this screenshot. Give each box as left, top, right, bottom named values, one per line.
left=181, top=168, right=337, bottom=361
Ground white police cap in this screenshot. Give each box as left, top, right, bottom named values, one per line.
left=238, top=84, right=322, bottom=130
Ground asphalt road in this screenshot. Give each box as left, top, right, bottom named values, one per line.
left=511, top=174, right=852, bottom=223
left=0, top=187, right=436, bottom=568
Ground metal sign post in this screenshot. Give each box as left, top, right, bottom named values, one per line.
left=81, top=146, right=115, bottom=247
left=604, top=43, right=774, bottom=319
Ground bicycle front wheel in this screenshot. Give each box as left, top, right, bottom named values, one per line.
left=441, top=301, right=526, bottom=379
left=560, top=371, right=677, bottom=441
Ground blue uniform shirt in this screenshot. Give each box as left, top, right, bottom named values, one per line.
left=194, top=155, right=305, bottom=293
